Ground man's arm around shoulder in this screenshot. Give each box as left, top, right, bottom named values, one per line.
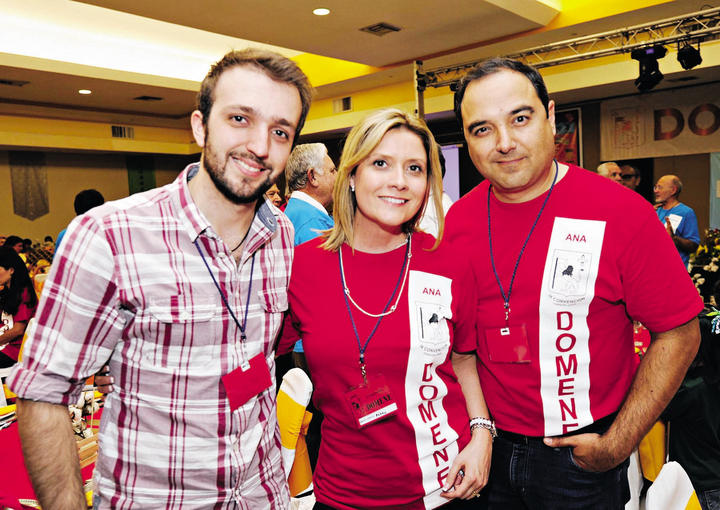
left=545, top=317, right=700, bottom=471
left=17, top=399, right=86, bottom=509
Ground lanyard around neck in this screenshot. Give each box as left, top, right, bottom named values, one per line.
left=487, top=160, right=559, bottom=324
left=193, top=238, right=255, bottom=342
left=339, top=236, right=411, bottom=383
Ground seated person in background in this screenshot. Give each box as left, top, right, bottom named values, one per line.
left=0, top=246, right=38, bottom=368
left=42, top=236, right=54, bottom=252
left=596, top=161, right=623, bottom=183
left=654, top=174, right=700, bottom=266
left=55, top=189, right=105, bottom=251
left=662, top=285, right=720, bottom=510
left=3, top=236, right=24, bottom=255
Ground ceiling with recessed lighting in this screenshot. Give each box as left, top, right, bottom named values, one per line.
left=76, top=0, right=560, bottom=67
left=0, top=0, right=718, bottom=131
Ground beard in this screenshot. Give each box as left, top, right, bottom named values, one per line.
left=202, top=132, right=275, bottom=205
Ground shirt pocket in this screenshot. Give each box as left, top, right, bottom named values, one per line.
left=258, top=287, right=288, bottom=349
left=142, top=294, right=221, bottom=372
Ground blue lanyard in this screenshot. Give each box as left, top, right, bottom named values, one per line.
left=193, top=238, right=255, bottom=342
left=339, top=237, right=410, bottom=382
left=487, top=161, right=558, bottom=324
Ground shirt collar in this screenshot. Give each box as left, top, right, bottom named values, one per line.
left=289, top=190, right=330, bottom=216
left=176, top=162, right=278, bottom=246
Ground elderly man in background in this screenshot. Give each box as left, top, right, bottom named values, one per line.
left=283, top=142, right=336, bottom=246
left=282, top=144, right=336, bottom=359
left=655, top=174, right=700, bottom=266
left=596, top=161, right=623, bottom=184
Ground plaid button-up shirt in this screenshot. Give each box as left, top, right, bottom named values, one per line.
left=9, top=164, right=293, bottom=509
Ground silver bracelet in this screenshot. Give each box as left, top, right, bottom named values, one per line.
left=469, top=416, right=497, bottom=438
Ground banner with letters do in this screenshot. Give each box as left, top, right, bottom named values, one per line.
left=600, top=83, right=720, bottom=160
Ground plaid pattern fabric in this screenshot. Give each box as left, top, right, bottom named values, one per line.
left=9, top=164, right=293, bottom=509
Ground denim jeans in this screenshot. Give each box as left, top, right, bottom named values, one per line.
left=485, top=434, right=630, bottom=510
left=698, top=488, right=720, bottom=510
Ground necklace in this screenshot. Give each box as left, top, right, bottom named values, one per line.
left=339, top=234, right=411, bottom=318
left=230, top=226, right=251, bottom=252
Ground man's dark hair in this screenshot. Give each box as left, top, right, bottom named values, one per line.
left=74, top=189, right=105, bottom=215
left=196, top=48, right=313, bottom=145
left=453, top=58, right=550, bottom=128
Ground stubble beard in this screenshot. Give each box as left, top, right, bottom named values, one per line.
left=202, top=131, right=275, bottom=205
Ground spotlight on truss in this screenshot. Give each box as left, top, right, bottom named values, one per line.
left=631, top=45, right=667, bottom=91
left=677, top=42, right=702, bottom=70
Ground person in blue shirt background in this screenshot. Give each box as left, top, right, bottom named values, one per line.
left=281, top=142, right=337, bottom=469
left=655, top=174, right=700, bottom=266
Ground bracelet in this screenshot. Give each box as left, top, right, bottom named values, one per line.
left=469, top=417, right=497, bottom=438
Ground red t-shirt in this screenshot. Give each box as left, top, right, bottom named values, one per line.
left=445, top=165, right=703, bottom=437
left=1, top=287, right=37, bottom=361
left=279, top=232, right=478, bottom=509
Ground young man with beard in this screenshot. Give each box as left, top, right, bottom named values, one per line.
left=8, top=49, right=312, bottom=509
left=445, top=58, right=702, bottom=509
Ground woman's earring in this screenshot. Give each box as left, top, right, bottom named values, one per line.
left=350, top=184, right=355, bottom=192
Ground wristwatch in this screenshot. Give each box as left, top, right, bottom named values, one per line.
left=469, top=416, right=497, bottom=438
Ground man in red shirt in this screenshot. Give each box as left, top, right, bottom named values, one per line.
left=446, top=57, right=702, bottom=509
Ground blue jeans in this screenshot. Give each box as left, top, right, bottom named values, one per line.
left=698, top=488, right=720, bottom=510
left=485, top=434, right=629, bottom=510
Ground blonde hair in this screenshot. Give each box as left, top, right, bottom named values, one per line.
left=322, top=108, right=444, bottom=251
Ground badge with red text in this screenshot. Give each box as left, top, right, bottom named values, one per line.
left=484, top=324, right=531, bottom=363
left=345, top=374, right=398, bottom=429
left=221, top=353, right=273, bottom=411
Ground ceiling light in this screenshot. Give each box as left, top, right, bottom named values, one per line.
left=78, top=89, right=92, bottom=95
left=677, top=42, right=702, bottom=70
left=631, top=45, right=667, bottom=92
left=313, top=8, right=330, bottom=16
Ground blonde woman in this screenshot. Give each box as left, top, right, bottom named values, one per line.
left=279, top=109, right=493, bottom=509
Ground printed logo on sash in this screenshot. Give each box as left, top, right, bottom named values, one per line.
left=549, top=250, right=592, bottom=305
left=415, top=303, right=450, bottom=358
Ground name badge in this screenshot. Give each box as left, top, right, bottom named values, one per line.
left=345, top=374, right=398, bottom=429
left=221, top=353, right=273, bottom=410
left=484, top=324, right=531, bottom=363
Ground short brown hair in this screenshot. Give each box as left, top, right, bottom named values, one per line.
left=196, top=48, right=313, bottom=144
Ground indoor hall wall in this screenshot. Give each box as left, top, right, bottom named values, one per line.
left=654, top=153, right=710, bottom=239
left=0, top=151, right=195, bottom=242
left=155, top=153, right=197, bottom=187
